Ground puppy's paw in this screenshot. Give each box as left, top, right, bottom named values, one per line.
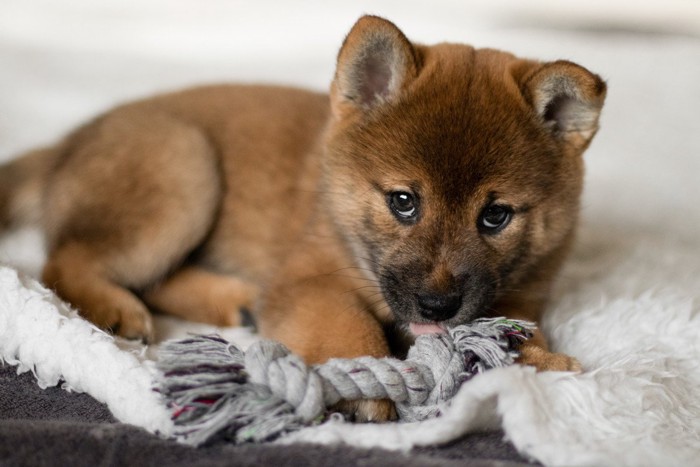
left=517, top=344, right=582, bottom=372
left=95, top=303, right=154, bottom=343
left=332, top=398, right=398, bottom=423
left=115, top=307, right=154, bottom=343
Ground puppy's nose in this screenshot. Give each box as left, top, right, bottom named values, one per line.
left=416, top=292, right=462, bottom=321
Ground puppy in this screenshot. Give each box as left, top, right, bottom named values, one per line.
left=0, top=16, right=605, bottom=420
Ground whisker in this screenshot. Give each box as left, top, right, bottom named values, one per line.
left=326, top=272, right=379, bottom=282
left=359, top=296, right=389, bottom=315
left=342, top=285, right=381, bottom=296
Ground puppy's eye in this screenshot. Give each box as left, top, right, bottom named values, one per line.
left=479, top=204, right=512, bottom=233
left=388, top=191, right=418, bottom=221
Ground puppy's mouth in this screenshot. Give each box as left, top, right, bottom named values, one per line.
left=408, top=322, right=447, bottom=336
left=379, top=267, right=497, bottom=337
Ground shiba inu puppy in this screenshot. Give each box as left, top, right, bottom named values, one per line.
left=0, top=16, right=605, bottom=420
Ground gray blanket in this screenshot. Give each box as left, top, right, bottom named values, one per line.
left=0, top=364, right=534, bottom=466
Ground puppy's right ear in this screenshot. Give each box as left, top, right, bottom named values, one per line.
left=331, top=16, right=419, bottom=118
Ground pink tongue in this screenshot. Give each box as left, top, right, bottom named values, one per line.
left=409, top=322, right=446, bottom=336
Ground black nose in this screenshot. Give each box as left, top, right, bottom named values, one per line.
left=416, top=292, right=462, bottom=321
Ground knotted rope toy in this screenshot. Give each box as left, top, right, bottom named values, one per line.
left=155, top=317, right=534, bottom=446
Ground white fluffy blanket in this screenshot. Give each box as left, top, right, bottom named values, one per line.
left=1, top=1, right=699, bottom=465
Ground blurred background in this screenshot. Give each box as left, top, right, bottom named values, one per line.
left=1, top=0, right=699, bottom=276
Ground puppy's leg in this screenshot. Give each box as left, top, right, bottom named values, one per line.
left=499, top=308, right=581, bottom=372
left=259, top=274, right=396, bottom=422
left=495, top=278, right=580, bottom=372
left=43, top=244, right=154, bottom=339
left=42, top=109, right=221, bottom=341
left=142, top=266, right=259, bottom=326
left=517, top=327, right=581, bottom=372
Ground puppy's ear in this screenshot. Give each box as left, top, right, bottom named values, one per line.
left=521, top=60, right=607, bottom=150
left=331, top=15, right=419, bottom=118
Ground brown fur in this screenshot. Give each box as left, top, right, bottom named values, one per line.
left=0, top=16, right=605, bottom=421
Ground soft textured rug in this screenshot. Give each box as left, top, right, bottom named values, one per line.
left=1, top=1, right=699, bottom=465
left=2, top=223, right=699, bottom=465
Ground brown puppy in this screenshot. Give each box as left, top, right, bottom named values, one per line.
left=0, top=16, right=605, bottom=420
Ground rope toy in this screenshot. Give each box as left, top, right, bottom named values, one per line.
left=155, top=317, right=534, bottom=446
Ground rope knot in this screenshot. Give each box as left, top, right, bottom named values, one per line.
left=156, top=317, right=534, bottom=445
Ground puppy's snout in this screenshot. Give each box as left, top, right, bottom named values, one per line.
left=416, top=292, right=462, bottom=321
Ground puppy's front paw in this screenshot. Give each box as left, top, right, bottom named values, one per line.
left=517, top=344, right=582, bottom=372
left=115, top=307, right=154, bottom=343
left=94, top=302, right=154, bottom=343
left=332, top=398, right=398, bottom=423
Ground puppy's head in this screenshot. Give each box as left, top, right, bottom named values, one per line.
left=323, top=16, right=606, bottom=332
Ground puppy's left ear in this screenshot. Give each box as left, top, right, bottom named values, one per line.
left=522, top=60, right=607, bottom=150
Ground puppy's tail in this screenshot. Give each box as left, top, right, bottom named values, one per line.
left=0, top=147, right=54, bottom=230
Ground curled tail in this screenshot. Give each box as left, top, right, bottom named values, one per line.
left=0, top=147, right=54, bottom=230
